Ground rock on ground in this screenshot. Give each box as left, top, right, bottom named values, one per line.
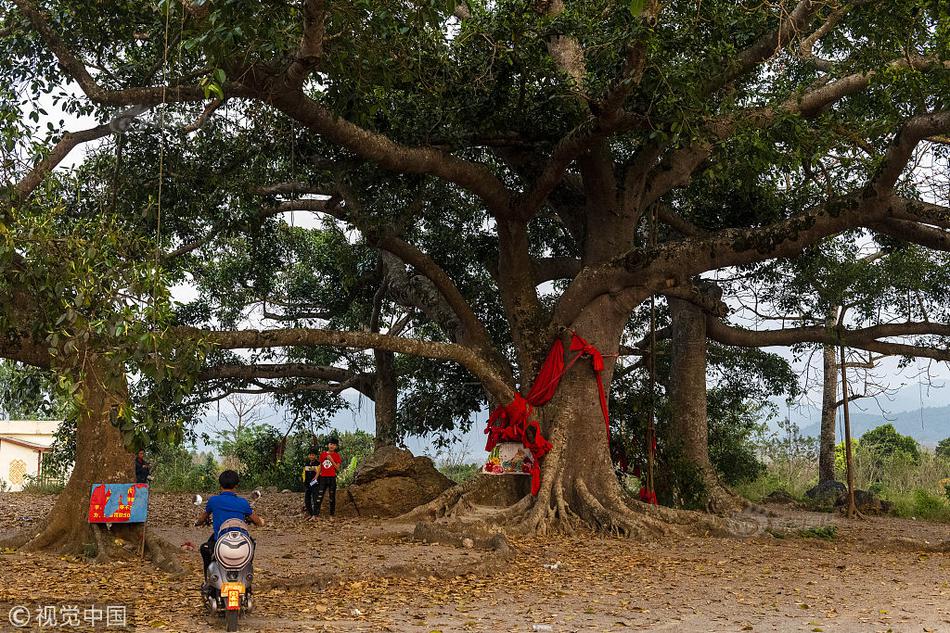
left=335, top=446, right=455, bottom=518
left=805, top=480, right=846, bottom=506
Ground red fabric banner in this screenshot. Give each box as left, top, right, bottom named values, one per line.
left=484, top=333, right=611, bottom=495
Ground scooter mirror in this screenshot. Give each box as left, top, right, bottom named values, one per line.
left=249, top=490, right=262, bottom=502
left=192, top=494, right=203, bottom=506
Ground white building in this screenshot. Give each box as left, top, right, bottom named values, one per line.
left=0, top=420, right=61, bottom=491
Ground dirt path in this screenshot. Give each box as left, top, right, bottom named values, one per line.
left=0, top=492, right=947, bottom=632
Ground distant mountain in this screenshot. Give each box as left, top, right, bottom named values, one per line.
left=799, top=404, right=950, bottom=447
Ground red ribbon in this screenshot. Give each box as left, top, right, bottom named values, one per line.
left=484, top=333, right=611, bottom=495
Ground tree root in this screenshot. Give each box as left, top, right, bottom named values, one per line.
left=8, top=520, right=183, bottom=574
left=412, top=521, right=511, bottom=556
left=396, top=476, right=482, bottom=522
left=144, top=532, right=185, bottom=575
left=0, top=528, right=37, bottom=550
left=399, top=469, right=763, bottom=542
left=700, top=472, right=773, bottom=517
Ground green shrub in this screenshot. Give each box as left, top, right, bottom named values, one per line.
left=936, top=438, right=950, bottom=460
left=860, top=424, right=920, bottom=464
left=797, top=525, right=837, bottom=539
left=20, top=474, right=65, bottom=495
left=911, top=490, right=950, bottom=521
left=217, top=426, right=376, bottom=491
left=150, top=443, right=218, bottom=492
left=438, top=462, right=480, bottom=484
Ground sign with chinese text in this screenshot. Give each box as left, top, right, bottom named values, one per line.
left=87, top=483, right=149, bottom=523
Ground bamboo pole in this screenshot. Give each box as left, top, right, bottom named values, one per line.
left=839, top=345, right=858, bottom=518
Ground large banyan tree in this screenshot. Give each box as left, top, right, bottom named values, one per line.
left=2, top=0, right=949, bottom=544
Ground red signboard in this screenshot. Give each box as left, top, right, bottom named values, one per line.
left=87, top=483, right=149, bottom=523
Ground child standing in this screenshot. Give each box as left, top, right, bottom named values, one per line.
left=302, top=448, right=321, bottom=518
left=312, top=436, right=342, bottom=519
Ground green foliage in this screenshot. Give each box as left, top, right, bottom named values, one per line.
left=39, top=416, right=77, bottom=482
left=20, top=473, right=66, bottom=495
left=859, top=423, right=921, bottom=464
left=149, top=443, right=219, bottom=492
left=887, top=490, right=950, bottom=523
left=216, top=424, right=376, bottom=491
left=742, top=435, right=950, bottom=522
left=438, top=462, right=480, bottom=484
left=935, top=437, right=950, bottom=460
left=0, top=361, right=71, bottom=419
left=735, top=419, right=819, bottom=501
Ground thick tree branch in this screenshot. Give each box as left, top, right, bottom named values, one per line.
left=870, top=218, right=950, bottom=251
left=705, top=318, right=950, bottom=362
left=11, top=123, right=114, bottom=207
left=531, top=256, right=582, bottom=284
left=199, top=362, right=374, bottom=398
left=264, top=87, right=514, bottom=217
left=555, top=191, right=947, bottom=327
left=644, top=57, right=950, bottom=208
left=277, top=197, right=505, bottom=376
left=12, top=0, right=239, bottom=106
left=184, top=327, right=513, bottom=403
left=286, top=0, right=328, bottom=86
left=702, top=0, right=821, bottom=97
left=867, top=111, right=950, bottom=196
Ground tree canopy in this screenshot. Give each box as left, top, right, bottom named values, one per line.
left=2, top=0, right=949, bottom=537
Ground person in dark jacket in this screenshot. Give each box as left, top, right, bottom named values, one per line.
left=134, top=450, right=151, bottom=484
left=302, top=447, right=321, bottom=519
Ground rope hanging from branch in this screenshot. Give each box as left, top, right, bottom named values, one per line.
left=641, top=206, right=659, bottom=505
left=484, top=333, right=611, bottom=496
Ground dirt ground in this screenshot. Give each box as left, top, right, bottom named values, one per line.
left=0, top=491, right=948, bottom=632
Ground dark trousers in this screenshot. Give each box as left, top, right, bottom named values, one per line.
left=304, top=480, right=318, bottom=515
left=313, top=476, right=337, bottom=516
left=200, top=534, right=214, bottom=574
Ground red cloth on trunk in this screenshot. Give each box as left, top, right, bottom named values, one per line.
left=484, top=333, right=611, bottom=495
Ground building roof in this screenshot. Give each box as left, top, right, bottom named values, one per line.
left=0, top=435, right=52, bottom=451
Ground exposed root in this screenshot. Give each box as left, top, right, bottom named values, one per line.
left=700, top=472, right=774, bottom=517
left=491, top=494, right=535, bottom=522
left=0, top=528, right=35, bottom=550
left=412, top=522, right=511, bottom=556
left=144, top=532, right=185, bottom=574
left=396, top=477, right=481, bottom=522
left=400, top=458, right=761, bottom=541
left=573, top=477, right=669, bottom=538
left=11, top=519, right=183, bottom=574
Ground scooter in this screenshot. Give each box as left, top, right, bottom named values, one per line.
left=194, top=490, right=261, bottom=632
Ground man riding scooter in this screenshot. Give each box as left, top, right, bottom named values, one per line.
left=195, top=470, right=265, bottom=571
left=194, top=470, right=264, bottom=631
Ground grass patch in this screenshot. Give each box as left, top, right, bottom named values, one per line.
left=885, top=489, right=950, bottom=522
left=438, top=462, right=480, bottom=484
left=20, top=478, right=65, bottom=495
left=797, top=525, right=837, bottom=539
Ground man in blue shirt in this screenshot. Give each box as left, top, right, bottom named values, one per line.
left=195, top=470, right=264, bottom=571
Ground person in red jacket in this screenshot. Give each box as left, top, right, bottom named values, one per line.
left=311, top=436, right=342, bottom=519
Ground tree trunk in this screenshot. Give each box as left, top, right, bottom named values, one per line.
left=818, top=343, right=838, bottom=483
left=668, top=297, right=745, bottom=514
left=373, top=349, right=397, bottom=448
left=818, top=307, right=840, bottom=483
left=12, top=359, right=181, bottom=570
left=406, top=299, right=746, bottom=537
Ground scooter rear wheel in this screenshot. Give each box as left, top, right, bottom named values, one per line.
left=225, top=610, right=239, bottom=632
